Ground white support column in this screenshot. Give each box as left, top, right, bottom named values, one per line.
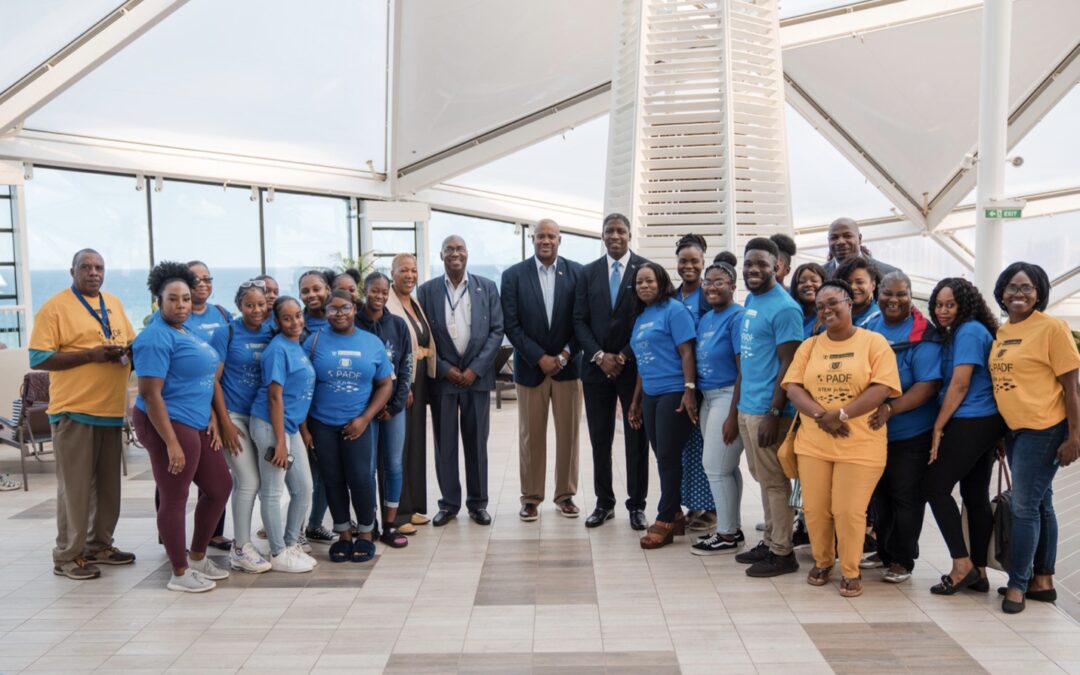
left=12, top=183, right=33, bottom=343
left=973, top=0, right=1012, bottom=300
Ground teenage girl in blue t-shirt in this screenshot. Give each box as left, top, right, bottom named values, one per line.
left=923, top=278, right=1006, bottom=596
left=297, top=269, right=333, bottom=539
left=627, top=262, right=699, bottom=551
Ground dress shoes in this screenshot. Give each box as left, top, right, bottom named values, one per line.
left=997, top=586, right=1057, bottom=603
left=556, top=499, right=580, bottom=518
left=585, top=507, right=614, bottom=528
left=432, top=510, right=456, bottom=527
left=519, top=504, right=539, bottom=521
left=629, top=510, right=649, bottom=531
left=469, top=509, right=492, bottom=526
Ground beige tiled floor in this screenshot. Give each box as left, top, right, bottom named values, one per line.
left=2, top=400, right=1080, bottom=674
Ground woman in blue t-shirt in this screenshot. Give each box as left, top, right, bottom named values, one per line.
left=132, top=262, right=231, bottom=593
left=249, top=297, right=318, bottom=574
left=865, top=271, right=942, bottom=583
left=355, top=273, right=414, bottom=549
left=835, top=256, right=882, bottom=328
left=210, top=280, right=273, bottom=574
left=297, top=269, right=334, bottom=542
left=627, top=262, right=699, bottom=550
left=305, top=290, right=395, bottom=563
left=790, top=262, right=826, bottom=339
left=690, top=262, right=746, bottom=555
left=923, top=277, right=1006, bottom=595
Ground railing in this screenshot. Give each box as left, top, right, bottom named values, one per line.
left=0, top=306, right=27, bottom=348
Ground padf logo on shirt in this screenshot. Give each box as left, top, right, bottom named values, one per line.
left=339, top=358, right=352, bottom=368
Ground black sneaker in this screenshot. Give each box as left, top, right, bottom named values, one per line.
left=746, top=551, right=799, bottom=578
left=304, top=526, right=338, bottom=544
left=735, top=541, right=769, bottom=565
left=734, top=528, right=746, bottom=543
left=691, top=533, right=740, bottom=556
left=863, top=532, right=877, bottom=553
left=792, top=526, right=810, bottom=551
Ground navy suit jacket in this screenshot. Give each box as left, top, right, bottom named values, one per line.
left=573, top=252, right=649, bottom=384
left=417, top=272, right=504, bottom=395
left=501, top=256, right=583, bottom=388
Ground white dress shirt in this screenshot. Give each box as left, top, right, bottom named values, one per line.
left=443, top=272, right=472, bottom=357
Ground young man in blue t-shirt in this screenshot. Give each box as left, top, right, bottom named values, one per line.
left=735, top=237, right=804, bottom=577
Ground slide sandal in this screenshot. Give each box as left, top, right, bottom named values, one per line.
left=351, top=538, right=376, bottom=563
left=380, top=527, right=409, bottom=549
left=329, top=540, right=351, bottom=563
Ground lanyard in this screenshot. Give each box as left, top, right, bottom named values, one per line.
left=70, top=286, right=112, bottom=339
left=444, top=279, right=468, bottom=315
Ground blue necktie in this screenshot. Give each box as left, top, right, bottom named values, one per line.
left=610, top=260, right=621, bottom=309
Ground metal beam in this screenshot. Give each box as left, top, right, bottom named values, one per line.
left=926, top=43, right=1080, bottom=230
left=793, top=216, right=924, bottom=251
left=414, top=184, right=601, bottom=236
left=780, top=0, right=979, bottom=49
left=393, top=83, right=612, bottom=196
left=0, top=0, right=190, bottom=136
left=0, top=130, right=390, bottom=199
left=929, top=232, right=975, bottom=272
left=785, top=74, right=929, bottom=230
left=935, top=187, right=1080, bottom=233
left=1049, top=267, right=1080, bottom=310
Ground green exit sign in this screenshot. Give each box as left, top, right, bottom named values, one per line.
left=985, top=208, right=1022, bottom=219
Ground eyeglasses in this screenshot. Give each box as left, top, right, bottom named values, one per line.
left=326, top=305, right=355, bottom=316
left=815, top=298, right=851, bottom=313
left=701, top=278, right=730, bottom=288
left=193, top=276, right=214, bottom=285
left=239, top=279, right=266, bottom=289
left=1005, top=283, right=1036, bottom=294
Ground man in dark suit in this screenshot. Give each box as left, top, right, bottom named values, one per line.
left=417, top=235, right=504, bottom=527
left=501, top=219, right=585, bottom=522
left=572, top=213, right=651, bottom=530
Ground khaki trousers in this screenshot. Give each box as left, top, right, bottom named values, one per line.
left=739, top=412, right=794, bottom=555
left=52, top=417, right=124, bottom=564
left=517, top=378, right=581, bottom=505
left=798, top=454, right=884, bottom=579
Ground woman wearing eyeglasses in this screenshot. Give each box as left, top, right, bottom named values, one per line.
left=211, top=279, right=273, bottom=573
left=990, top=263, right=1080, bottom=614
left=305, top=290, right=395, bottom=562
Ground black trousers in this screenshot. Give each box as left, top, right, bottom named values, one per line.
left=874, top=431, right=931, bottom=571
left=396, top=362, right=430, bottom=523
left=430, top=388, right=490, bottom=514
left=642, top=392, right=692, bottom=523
left=583, top=374, right=649, bottom=511
left=923, top=414, right=1005, bottom=567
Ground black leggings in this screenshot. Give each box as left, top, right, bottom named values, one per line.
left=923, top=414, right=1005, bottom=567
left=875, top=431, right=931, bottom=572
left=643, top=392, right=693, bottom=523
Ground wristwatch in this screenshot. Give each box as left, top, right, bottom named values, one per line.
left=767, top=407, right=781, bottom=417
left=684, top=382, right=696, bottom=390
left=557, top=354, right=568, bottom=368
left=838, top=408, right=850, bottom=422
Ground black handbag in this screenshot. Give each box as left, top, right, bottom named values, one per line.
left=989, top=455, right=1012, bottom=573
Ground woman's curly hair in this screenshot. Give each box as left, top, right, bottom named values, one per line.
left=147, top=261, right=197, bottom=300
left=929, top=277, right=999, bottom=341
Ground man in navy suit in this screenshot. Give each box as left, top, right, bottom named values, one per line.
left=501, top=219, right=585, bottom=522
left=573, top=213, right=651, bottom=530
left=417, top=235, right=504, bottom=527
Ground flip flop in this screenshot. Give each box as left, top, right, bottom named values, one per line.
left=379, top=527, right=409, bottom=549
left=329, top=540, right=351, bottom=563
left=351, top=538, right=376, bottom=563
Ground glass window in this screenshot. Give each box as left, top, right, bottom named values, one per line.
left=24, top=168, right=152, bottom=329
left=0, top=198, right=11, bottom=230
left=372, top=228, right=417, bottom=257
left=428, top=211, right=522, bottom=287
left=150, top=181, right=261, bottom=310
left=556, top=231, right=602, bottom=265
left=953, top=212, right=1080, bottom=280
left=263, top=191, right=353, bottom=298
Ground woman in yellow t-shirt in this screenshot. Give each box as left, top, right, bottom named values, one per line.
left=782, top=279, right=901, bottom=597
left=990, top=262, right=1080, bottom=614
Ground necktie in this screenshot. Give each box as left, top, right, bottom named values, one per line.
left=610, top=260, right=621, bottom=309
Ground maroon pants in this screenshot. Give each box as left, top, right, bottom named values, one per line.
left=133, top=409, right=232, bottom=571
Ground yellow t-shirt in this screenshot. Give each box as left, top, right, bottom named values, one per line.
left=29, top=288, right=135, bottom=418
left=781, top=328, right=902, bottom=468
left=989, top=311, right=1080, bottom=431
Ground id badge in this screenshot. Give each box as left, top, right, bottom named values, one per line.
left=448, top=320, right=458, bottom=339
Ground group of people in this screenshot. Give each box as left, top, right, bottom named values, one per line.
left=28, top=214, right=1079, bottom=614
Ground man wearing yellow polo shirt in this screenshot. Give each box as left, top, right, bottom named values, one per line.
left=30, top=249, right=136, bottom=580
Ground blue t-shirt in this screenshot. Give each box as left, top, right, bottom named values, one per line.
left=184, top=304, right=232, bottom=360
left=631, top=299, right=697, bottom=396
left=696, top=304, right=742, bottom=390
left=220, top=317, right=273, bottom=414
left=852, top=300, right=881, bottom=328
left=304, top=312, right=328, bottom=334
left=866, top=314, right=942, bottom=441
left=738, top=284, right=804, bottom=415
left=677, top=286, right=705, bottom=324
left=304, top=328, right=394, bottom=427
left=940, top=319, right=998, bottom=419
left=249, top=335, right=316, bottom=434
left=133, top=316, right=220, bottom=429
left=802, top=313, right=822, bottom=339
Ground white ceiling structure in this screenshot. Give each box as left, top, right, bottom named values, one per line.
left=0, top=0, right=1077, bottom=319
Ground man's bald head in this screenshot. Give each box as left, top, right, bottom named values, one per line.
left=827, top=217, right=862, bottom=264
left=532, top=219, right=562, bottom=264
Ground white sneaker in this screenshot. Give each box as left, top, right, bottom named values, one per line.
left=167, top=569, right=216, bottom=593
left=271, top=548, right=313, bottom=574
left=188, top=556, right=230, bottom=580
left=291, top=543, right=318, bottom=567
left=230, top=543, right=271, bottom=574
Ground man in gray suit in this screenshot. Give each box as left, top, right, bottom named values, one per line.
left=418, top=235, right=504, bottom=526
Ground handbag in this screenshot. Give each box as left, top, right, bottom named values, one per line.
left=778, top=416, right=800, bottom=480
left=988, top=454, right=1013, bottom=573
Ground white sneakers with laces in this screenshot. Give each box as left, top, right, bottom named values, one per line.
left=230, top=543, right=272, bottom=574
left=271, top=547, right=313, bottom=573
left=291, top=543, right=318, bottom=568
left=167, top=569, right=216, bottom=593
left=188, top=555, right=230, bottom=580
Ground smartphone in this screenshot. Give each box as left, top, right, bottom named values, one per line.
left=263, top=446, right=294, bottom=468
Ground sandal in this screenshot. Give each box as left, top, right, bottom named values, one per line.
left=379, top=527, right=409, bottom=549
left=930, top=567, right=979, bottom=595
left=807, top=566, right=833, bottom=587
left=351, top=538, right=376, bottom=563
left=639, top=521, right=677, bottom=550
left=398, top=522, right=417, bottom=535
left=329, top=539, right=352, bottom=563
left=840, top=576, right=863, bottom=597
left=672, top=512, right=687, bottom=537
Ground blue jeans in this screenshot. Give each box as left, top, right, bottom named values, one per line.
left=307, top=459, right=329, bottom=530
left=249, top=416, right=313, bottom=556
left=308, top=418, right=377, bottom=534
left=376, top=411, right=406, bottom=508
left=1006, top=420, right=1066, bottom=593
left=700, top=386, right=744, bottom=535
left=222, top=411, right=261, bottom=548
